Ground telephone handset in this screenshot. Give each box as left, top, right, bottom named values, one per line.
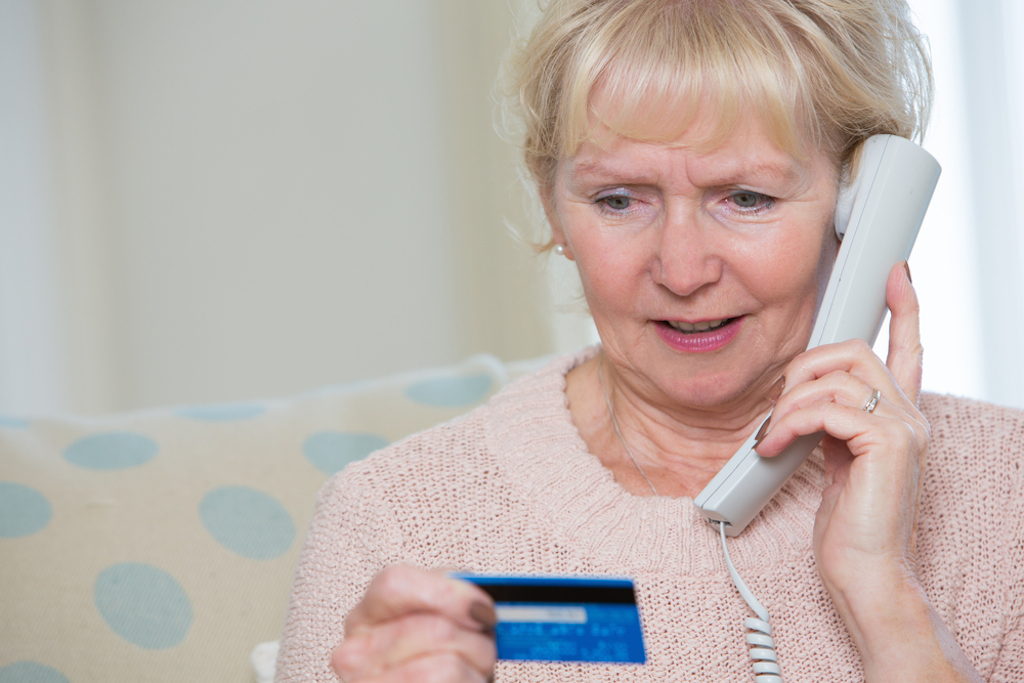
left=693, top=134, right=941, bottom=537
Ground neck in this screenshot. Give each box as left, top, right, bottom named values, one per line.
left=566, top=352, right=774, bottom=498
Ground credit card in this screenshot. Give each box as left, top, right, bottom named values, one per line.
left=452, top=574, right=646, bottom=664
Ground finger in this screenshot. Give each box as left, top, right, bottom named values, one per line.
left=754, top=398, right=912, bottom=461
left=765, top=369, right=877, bottom=425
left=346, top=566, right=496, bottom=636
left=754, top=369, right=898, bottom=458
left=333, top=613, right=496, bottom=681
left=778, top=338, right=919, bottom=423
left=884, top=261, right=923, bottom=405
left=781, top=338, right=894, bottom=398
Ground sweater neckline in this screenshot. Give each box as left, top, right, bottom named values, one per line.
left=485, top=347, right=823, bottom=576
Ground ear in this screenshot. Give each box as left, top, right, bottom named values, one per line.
left=539, top=186, right=574, bottom=260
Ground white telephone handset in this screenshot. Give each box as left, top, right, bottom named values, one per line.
left=693, top=134, right=941, bottom=537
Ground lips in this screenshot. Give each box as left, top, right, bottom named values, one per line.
left=665, top=317, right=736, bottom=334
left=655, top=316, right=743, bottom=352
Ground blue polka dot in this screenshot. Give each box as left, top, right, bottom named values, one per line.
left=64, top=433, right=158, bottom=470
left=0, top=415, right=28, bottom=429
left=176, top=403, right=265, bottom=421
left=303, top=431, right=388, bottom=475
left=0, top=483, right=52, bottom=538
left=0, top=662, right=71, bottom=683
left=94, top=563, right=192, bottom=649
left=405, top=373, right=492, bottom=407
left=199, top=486, right=294, bottom=559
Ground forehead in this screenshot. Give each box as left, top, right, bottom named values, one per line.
left=576, top=77, right=828, bottom=165
left=562, top=110, right=826, bottom=189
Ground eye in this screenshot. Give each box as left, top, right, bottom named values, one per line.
left=727, top=190, right=774, bottom=213
left=597, top=194, right=633, bottom=212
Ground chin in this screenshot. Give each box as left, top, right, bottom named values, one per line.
left=662, top=373, right=760, bottom=411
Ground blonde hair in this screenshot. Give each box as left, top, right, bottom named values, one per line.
left=504, top=0, right=932, bottom=197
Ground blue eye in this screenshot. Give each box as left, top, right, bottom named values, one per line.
left=599, top=195, right=633, bottom=211
left=729, top=191, right=773, bottom=211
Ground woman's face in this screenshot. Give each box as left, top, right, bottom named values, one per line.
left=545, top=112, right=841, bottom=415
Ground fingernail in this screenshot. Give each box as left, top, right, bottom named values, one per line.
left=469, top=600, right=497, bottom=629
left=903, top=260, right=912, bottom=283
left=766, top=375, right=785, bottom=403
left=753, top=413, right=772, bottom=446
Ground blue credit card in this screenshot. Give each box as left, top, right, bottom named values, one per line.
left=452, top=574, right=646, bottom=664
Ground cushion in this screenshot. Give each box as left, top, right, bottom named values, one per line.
left=0, top=354, right=530, bottom=683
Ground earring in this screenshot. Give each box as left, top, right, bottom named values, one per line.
left=555, top=244, right=565, bottom=256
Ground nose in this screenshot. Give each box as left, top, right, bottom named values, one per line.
left=650, top=207, right=724, bottom=297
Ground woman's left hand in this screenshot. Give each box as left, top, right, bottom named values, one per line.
left=755, top=261, right=928, bottom=593
left=752, top=262, right=968, bottom=679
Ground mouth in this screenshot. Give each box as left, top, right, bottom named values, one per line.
left=664, top=317, right=738, bottom=334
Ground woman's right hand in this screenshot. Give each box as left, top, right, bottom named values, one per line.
left=332, top=565, right=498, bottom=683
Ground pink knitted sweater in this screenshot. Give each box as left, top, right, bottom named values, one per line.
left=276, top=351, right=1024, bottom=681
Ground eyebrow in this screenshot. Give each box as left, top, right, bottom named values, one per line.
left=565, top=160, right=658, bottom=185
left=566, top=156, right=803, bottom=188
left=707, top=159, right=803, bottom=186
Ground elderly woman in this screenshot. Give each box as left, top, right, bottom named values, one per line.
left=275, top=0, right=1023, bottom=681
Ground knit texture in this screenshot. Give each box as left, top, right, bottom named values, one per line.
left=276, top=349, right=1024, bottom=682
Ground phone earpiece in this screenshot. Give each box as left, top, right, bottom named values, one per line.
left=834, top=179, right=856, bottom=238
left=834, top=142, right=869, bottom=238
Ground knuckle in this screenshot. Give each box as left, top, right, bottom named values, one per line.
left=419, top=652, right=472, bottom=682
left=375, top=565, right=408, bottom=593
left=417, top=614, right=458, bottom=643
left=830, top=370, right=861, bottom=397
left=822, top=369, right=848, bottom=386
left=895, top=334, right=924, bottom=356
left=331, top=640, right=365, bottom=676
left=418, top=579, right=456, bottom=615
left=889, top=420, right=921, bottom=454
left=844, top=338, right=873, bottom=356
left=789, top=352, right=814, bottom=377
left=387, top=564, right=434, bottom=603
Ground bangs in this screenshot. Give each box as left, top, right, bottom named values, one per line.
left=560, top=1, right=816, bottom=159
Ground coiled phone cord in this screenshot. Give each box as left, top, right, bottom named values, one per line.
left=717, top=520, right=784, bottom=683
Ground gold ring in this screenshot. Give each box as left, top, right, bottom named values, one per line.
left=863, top=389, right=881, bottom=413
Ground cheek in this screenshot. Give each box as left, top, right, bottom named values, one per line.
left=576, top=250, right=639, bottom=311
left=569, top=238, right=651, bottom=326
left=558, top=214, right=639, bottom=295
left=752, top=225, right=837, bottom=313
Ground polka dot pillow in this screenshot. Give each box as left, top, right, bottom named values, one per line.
left=0, top=354, right=539, bottom=683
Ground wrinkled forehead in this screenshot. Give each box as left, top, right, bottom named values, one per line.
left=559, top=106, right=831, bottom=197
left=568, top=62, right=809, bottom=163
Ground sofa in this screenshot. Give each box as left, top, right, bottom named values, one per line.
left=0, top=354, right=547, bottom=683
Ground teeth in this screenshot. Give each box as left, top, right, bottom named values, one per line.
left=667, top=318, right=730, bottom=333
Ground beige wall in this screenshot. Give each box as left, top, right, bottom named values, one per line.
left=23, top=0, right=592, bottom=414
left=9, top=0, right=1021, bottom=415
